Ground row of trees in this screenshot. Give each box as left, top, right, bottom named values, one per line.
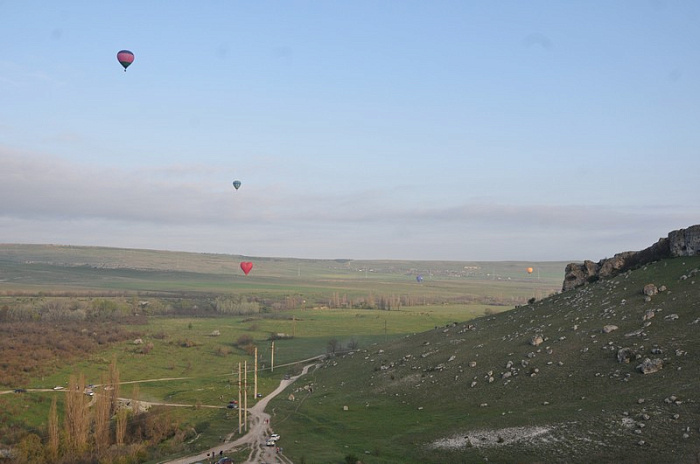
left=10, top=358, right=184, bottom=464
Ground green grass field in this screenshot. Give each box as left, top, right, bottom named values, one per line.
left=0, top=244, right=579, bottom=462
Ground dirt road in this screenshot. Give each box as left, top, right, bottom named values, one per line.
left=160, top=362, right=318, bottom=464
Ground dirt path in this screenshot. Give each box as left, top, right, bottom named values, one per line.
left=160, top=361, right=319, bottom=464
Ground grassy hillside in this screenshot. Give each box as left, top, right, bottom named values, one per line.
left=269, top=256, right=700, bottom=463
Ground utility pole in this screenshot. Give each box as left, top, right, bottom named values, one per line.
left=237, top=363, right=242, bottom=434
left=292, top=315, right=296, bottom=338
left=244, top=361, right=248, bottom=432
left=271, top=341, right=275, bottom=373
left=254, top=347, right=258, bottom=399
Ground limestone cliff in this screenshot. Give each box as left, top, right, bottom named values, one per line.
left=562, top=224, right=700, bottom=291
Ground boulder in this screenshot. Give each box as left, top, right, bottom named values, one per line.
left=602, top=325, right=619, bottom=334
left=643, top=284, right=658, bottom=296
left=530, top=334, right=544, bottom=347
left=637, top=358, right=663, bottom=374
left=617, top=348, right=636, bottom=363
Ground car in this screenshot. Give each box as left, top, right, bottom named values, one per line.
left=14, top=388, right=27, bottom=393
left=256, top=393, right=263, bottom=398
left=216, top=458, right=234, bottom=464
left=226, top=403, right=238, bottom=409
left=265, top=439, right=276, bottom=447
left=270, top=433, right=280, bottom=441
left=53, top=386, right=64, bottom=390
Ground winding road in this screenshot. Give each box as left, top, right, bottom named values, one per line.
left=160, top=362, right=318, bottom=464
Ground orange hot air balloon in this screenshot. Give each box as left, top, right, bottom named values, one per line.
left=527, top=267, right=534, bottom=274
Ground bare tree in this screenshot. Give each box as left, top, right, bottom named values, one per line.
left=46, top=396, right=59, bottom=462
left=326, top=338, right=341, bottom=354
left=64, top=373, right=89, bottom=455
left=93, top=374, right=111, bottom=456
left=132, top=383, right=141, bottom=417
left=108, top=356, right=121, bottom=415
left=115, top=409, right=128, bottom=446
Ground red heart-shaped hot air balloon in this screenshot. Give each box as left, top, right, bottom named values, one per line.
left=240, top=262, right=253, bottom=275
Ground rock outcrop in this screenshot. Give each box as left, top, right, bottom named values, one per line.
left=563, top=225, right=700, bottom=291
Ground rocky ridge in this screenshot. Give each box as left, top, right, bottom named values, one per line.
left=563, top=224, right=700, bottom=291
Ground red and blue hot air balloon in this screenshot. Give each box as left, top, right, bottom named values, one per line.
left=117, top=50, right=134, bottom=72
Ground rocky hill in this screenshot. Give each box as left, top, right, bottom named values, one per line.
left=272, top=250, right=700, bottom=463
left=563, top=224, right=700, bottom=291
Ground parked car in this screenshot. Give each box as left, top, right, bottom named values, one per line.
left=265, top=439, right=276, bottom=447
left=14, top=388, right=27, bottom=393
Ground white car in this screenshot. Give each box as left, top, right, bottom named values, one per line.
left=265, top=439, right=276, bottom=447
left=270, top=433, right=280, bottom=441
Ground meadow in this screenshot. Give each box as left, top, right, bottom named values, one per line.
left=0, top=244, right=568, bottom=462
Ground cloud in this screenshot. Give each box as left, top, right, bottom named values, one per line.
left=1, top=147, right=697, bottom=261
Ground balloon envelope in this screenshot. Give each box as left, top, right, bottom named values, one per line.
left=117, top=50, right=134, bottom=71
left=416, top=275, right=423, bottom=283
left=527, top=267, right=534, bottom=274
left=233, top=180, right=241, bottom=190
left=240, top=262, right=253, bottom=275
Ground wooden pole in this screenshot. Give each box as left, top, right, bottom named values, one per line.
left=254, top=346, right=258, bottom=399
left=244, top=360, right=248, bottom=432
left=271, top=341, right=275, bottom=373
left=237, top=362, right=242, bottom=434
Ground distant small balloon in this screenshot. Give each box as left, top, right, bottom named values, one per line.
left=232, top=180, right=242, bottom=190
left=527, top=267, right=534, bottom=274
left=117, top=50, right=134, bottom=72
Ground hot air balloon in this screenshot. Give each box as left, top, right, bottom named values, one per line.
left=232, top=180, right=241, bottom=190
left=416, top=274, right=423, bottom=283
left=527, top=267, right=534, bottom=274
left=117, top=50, right=134, bottom=72
left=240, top=262, right=253, bottom=275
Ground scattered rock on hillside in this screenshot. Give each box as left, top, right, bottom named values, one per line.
left=617, top=348, right=638, bottom=363
left=133, top=338, right=143, bottom=345
left=530, top=334, right=544, bottom=346
left=637, top=358, right=663, bottom=374
left=603, top=325, right=619, bottom=334
left=643, top=284, right=658, bottom=296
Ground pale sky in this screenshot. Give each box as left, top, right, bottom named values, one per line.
left=1, top=1, right=699, bottom=261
